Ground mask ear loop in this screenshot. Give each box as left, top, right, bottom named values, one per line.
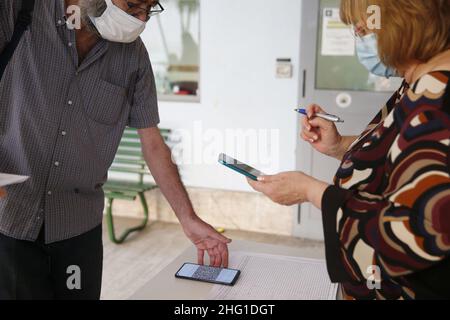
left=87, top=18, right=102, bottom=38
left=87, top=0, right=108, bottom=38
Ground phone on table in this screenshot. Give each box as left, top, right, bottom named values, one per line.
left=218, top=153, right=264, bottom=181
left=175, top=263, right=241, bottom=286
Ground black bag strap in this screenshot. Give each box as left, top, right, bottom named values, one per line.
left=0, top=0, right=36, bottom=81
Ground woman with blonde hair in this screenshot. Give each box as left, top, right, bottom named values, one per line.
left=248, top=0, right=450, bottom=299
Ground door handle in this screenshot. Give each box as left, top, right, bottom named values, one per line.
left=302, top=69, right=307, bottom=98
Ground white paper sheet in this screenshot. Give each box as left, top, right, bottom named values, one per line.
left=321, top=8, right=355, bottom=56
left=0, top=173, right=29, bottom=187
left=208, top=252, right=338, bottom=300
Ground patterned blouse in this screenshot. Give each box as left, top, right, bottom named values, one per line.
left=322, top=71, right=450, bottom=300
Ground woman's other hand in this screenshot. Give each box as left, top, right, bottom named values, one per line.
left=300, top=104, right=348, bottom=160
left=247, top=172, right=329, bottom=209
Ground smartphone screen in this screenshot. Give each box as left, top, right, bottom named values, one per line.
left=175, top=263, right=241, bottom=286
left=218, top=153, right=264, bottom=181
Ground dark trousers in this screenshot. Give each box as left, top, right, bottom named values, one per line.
left=0, top=224, right=103, bottom=300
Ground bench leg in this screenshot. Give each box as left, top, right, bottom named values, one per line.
left=138, top=192, right=150, bottom=227
left=105, top=193, right=149, bottom=244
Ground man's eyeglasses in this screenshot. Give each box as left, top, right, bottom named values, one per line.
left=127, top=1, right=165, bottom=21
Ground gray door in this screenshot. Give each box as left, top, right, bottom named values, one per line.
left=294, top=0, right=402, bottom=240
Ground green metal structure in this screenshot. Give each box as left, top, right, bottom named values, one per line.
left=104, top=128, right=172, bottom=244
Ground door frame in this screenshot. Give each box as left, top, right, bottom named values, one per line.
left=292, top=0, right=396, bottom=240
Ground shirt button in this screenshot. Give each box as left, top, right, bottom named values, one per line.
left=57, top=20, right=63, bottom=25
left=54, top=161, right=60, bottom=167
left=47, top=191, right=52, bottom=196
left=68, top=100, right=73, bottom=105
left=68, top=42, right=73, bottom=47
left=36, top=216, right=41, bottom=220
left=61, top=131, right=67, bottom=136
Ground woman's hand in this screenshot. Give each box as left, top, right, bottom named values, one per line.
left=247, top=172, right=329, bottom=209
left=300, top=104, right=347, bottom=160
left=0, top=188, right=6, bottom=198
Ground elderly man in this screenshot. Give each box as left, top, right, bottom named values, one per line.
left=0, top=0, right=230, bottom=299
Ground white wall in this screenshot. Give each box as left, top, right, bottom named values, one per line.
left=141, top=0, right=303, bottom=192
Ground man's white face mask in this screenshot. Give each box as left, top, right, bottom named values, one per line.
left=90, top=0, right=146, bottom=43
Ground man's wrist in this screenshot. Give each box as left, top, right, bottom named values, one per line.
left=176, top=209, right=197, bottom=225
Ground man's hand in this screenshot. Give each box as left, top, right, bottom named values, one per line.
left=181, top=216, right=232, bottom=268
left=0, top=188, right=6, bottom=198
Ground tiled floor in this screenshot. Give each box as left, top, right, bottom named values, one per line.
left=101, top=217, right=324, bottom=300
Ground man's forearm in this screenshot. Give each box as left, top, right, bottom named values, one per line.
left=142, top=140, right=196, bottom=223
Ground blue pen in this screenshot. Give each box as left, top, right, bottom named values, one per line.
left=294, top=108, right=344, bottom=123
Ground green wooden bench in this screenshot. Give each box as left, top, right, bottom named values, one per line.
left=104, top=127, right=172, bottom=244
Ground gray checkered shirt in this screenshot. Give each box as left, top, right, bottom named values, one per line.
left=0, top=0, right=160, bottom=243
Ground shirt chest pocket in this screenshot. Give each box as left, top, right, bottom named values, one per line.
left=83, top=80, right=129, bottom=126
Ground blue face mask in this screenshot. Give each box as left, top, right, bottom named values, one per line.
left=355, top=33, right=399, bottom=78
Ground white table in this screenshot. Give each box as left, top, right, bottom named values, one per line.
left=130, top=240, right=340, bottom=300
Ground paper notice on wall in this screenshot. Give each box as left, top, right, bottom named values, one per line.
left=321, top=8, right=355, bottom=56
left=207, top=252, right=338, bottom=300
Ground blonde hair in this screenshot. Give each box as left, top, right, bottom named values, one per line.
left=339, top=0, right=372, bottom=26
left=340, top=0, right=450, bottom=70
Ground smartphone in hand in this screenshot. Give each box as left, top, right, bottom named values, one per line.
left=218, top=153, right=264, bottom=181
